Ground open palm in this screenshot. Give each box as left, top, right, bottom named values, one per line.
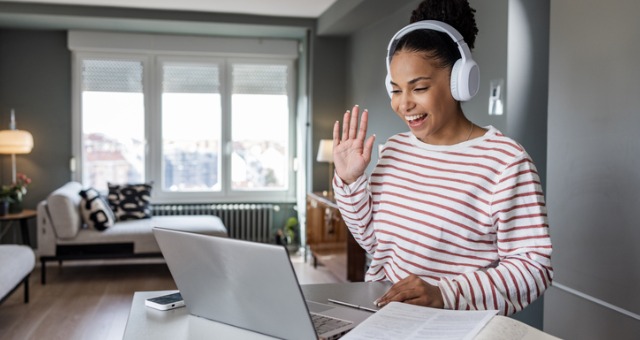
left=333, top=105, right=376, bottom=185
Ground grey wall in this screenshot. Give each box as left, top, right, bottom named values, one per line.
left=466, top=0, right=509, bottom=134
left=506, top=0, right=549, bottom=187
left=544, top=0, right=640, bottom=338
left=310, top=36, right=347, bottom=193
left=0, top=29, right=71, bottom=245
left=0, top=30, right=72, bottom=195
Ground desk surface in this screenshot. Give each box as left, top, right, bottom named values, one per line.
left=123, top=282, right=559, bottom=340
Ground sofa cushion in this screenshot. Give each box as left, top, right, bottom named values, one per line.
left=0, top=245, right=35, bottom=300
left=47, top=181, right=84, bottom=239
left=107, top=183, right=152, bottom=221
left=56, top=215, right=227, bottom=253
left=79, top=187, right=116, bottom=231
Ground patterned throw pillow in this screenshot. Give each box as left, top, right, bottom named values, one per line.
left=79, top=188, right=116, bottom=231
left=107, top=183, right=152, bottom=221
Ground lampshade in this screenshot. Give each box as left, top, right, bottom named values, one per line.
left=0, top=129, right=34, bottom=154
left=316, top=139, right=333, bottom=163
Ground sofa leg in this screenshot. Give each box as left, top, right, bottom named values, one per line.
left=23, top=274, right=30, bottom=303
left=41, top=259, right=46, bottom=285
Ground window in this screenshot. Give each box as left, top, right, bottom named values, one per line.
left=160, top=61, right=222, bottom=193
left=230, top=63, right=290, bottom=191
left=80, top=59, right=145, bottom=192
left=70, top=32, right=299, bottom=202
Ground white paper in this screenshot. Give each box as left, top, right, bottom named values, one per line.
left=342, top=302, right=498, bottom=340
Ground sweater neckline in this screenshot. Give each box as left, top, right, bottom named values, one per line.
left=408, top=125, right=498, bottom=151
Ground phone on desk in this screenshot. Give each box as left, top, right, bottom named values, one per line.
left=145, top=292, right=185, bottom=311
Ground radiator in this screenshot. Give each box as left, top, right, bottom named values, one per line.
left=152, top=203, right=274, bottom=243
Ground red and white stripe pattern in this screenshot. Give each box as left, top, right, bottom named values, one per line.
left=333, top=127, right=552, bottom=316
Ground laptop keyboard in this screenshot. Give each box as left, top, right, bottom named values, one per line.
left=311, top=313, right=352, bottom=335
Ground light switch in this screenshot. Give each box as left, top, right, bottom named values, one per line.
left=489, top=79, right=504, bottom=115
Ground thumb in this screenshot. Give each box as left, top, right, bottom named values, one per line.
left=362, top=134, right=376, bottom=162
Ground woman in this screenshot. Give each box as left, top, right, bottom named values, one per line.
left=331, top=0, right=552, bottom=316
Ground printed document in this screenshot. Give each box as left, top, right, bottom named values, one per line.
left=342, top=302, right=497, bottom=340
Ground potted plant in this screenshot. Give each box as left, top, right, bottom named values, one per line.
left=4, top=173, right=31, bottom=214
left=283, top=217, right=299, bottom=254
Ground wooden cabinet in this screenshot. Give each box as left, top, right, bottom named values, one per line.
left=306, top=192, right=366, bottom=282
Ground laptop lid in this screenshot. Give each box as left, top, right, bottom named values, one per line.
left=153, top=227, right=332, bottom=340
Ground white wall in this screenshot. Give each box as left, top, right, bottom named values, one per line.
left=544, top=0, right=640, bottom=338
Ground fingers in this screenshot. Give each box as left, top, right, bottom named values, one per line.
left=357, top=108, right=369, bottom=142
left=375, top=275, right=433, bottom=308
left=341, top=105, right=368, bottom=142
left=348, top=105, right=360, bottom=139
left=362, top=135, right=376, bottom=163
left=375, top=277, right=411, bottom=307
left=341, top=110, right=350, bottom=142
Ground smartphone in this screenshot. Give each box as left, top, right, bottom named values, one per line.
left=145, top=292, right=185, bottom=311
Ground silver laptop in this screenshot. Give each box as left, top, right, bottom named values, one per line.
left=153, top=227, right=371, bottom=340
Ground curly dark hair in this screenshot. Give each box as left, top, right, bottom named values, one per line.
left=391, top=0, right=478, bottom=69
left=410, top=0, right=478, bottom=49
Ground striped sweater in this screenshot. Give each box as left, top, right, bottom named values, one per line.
left=333, top=126, right=552, bottom=316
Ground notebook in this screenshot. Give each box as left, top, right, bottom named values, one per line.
left=153, top=227, right=372, bottom=340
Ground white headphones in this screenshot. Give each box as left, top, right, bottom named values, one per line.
left=385, top=20, right=480, bottom=102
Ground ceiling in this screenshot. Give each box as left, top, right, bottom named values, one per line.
left=0, top=0, right=411, bottom=38
left=0, top=0, right=340, bottom=18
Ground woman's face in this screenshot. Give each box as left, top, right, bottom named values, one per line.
left=389, top=50, right=464, bottom=145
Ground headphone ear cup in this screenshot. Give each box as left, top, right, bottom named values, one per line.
left=463, top=59, right=480, bottom=100
left=449, top=59, right=480, bottom=102
left=385, top=73, right=392, bottom=99
left=450, top=60, right=463, bottom=101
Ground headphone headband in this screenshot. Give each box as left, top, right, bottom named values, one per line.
left=386, top=20, right=471, bottom=63
left=385, top=20, right=479, bottom=101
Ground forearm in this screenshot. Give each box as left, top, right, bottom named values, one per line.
left=438, top=252, right=553, bottom=315
left=333, top=174, right=377, bottom=253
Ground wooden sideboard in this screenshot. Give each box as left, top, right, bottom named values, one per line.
left=306, top=192, right=366, bottom=282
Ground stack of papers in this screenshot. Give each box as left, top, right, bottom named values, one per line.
left=342, top=302, right=498, bottom=340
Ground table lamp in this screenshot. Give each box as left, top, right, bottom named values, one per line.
left=316, top=139, right=334, bottom=196
left=0, top=109, right=34, bottom=183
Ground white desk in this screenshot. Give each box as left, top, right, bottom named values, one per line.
left=123, top=282, right=559, bottom=340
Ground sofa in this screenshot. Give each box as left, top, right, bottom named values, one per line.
left=37, top=181, right=228, bottom=284
left=0, top=244, right=35, bottom=304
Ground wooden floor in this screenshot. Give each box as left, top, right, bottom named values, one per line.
left=0, top=253, right=340, bottom=340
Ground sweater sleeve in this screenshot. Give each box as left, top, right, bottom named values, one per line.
left=438, top=153, right=553, bottom=315
left=332, top=174, right=377, bottom=254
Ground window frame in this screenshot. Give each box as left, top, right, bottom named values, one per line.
left=223, top=57, right=297, bottom=200
left=70, top=32, right=299, bottom=204
left=150, top=55, right=226, bottom=203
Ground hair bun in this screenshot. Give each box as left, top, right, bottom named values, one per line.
left=410, top=0, right=478, bottom=49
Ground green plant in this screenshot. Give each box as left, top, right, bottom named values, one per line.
left=0, top=186, right=14, bottom=203
left=284, top=217, right=298, bottom=244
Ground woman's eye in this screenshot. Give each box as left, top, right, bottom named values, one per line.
left=414, top=87, right=428, bottom=92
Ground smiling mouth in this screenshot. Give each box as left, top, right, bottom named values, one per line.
left=406, top=113, right=427, bottom=127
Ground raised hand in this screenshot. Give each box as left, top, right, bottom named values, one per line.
left=333, top=105, right=376, bottom=185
